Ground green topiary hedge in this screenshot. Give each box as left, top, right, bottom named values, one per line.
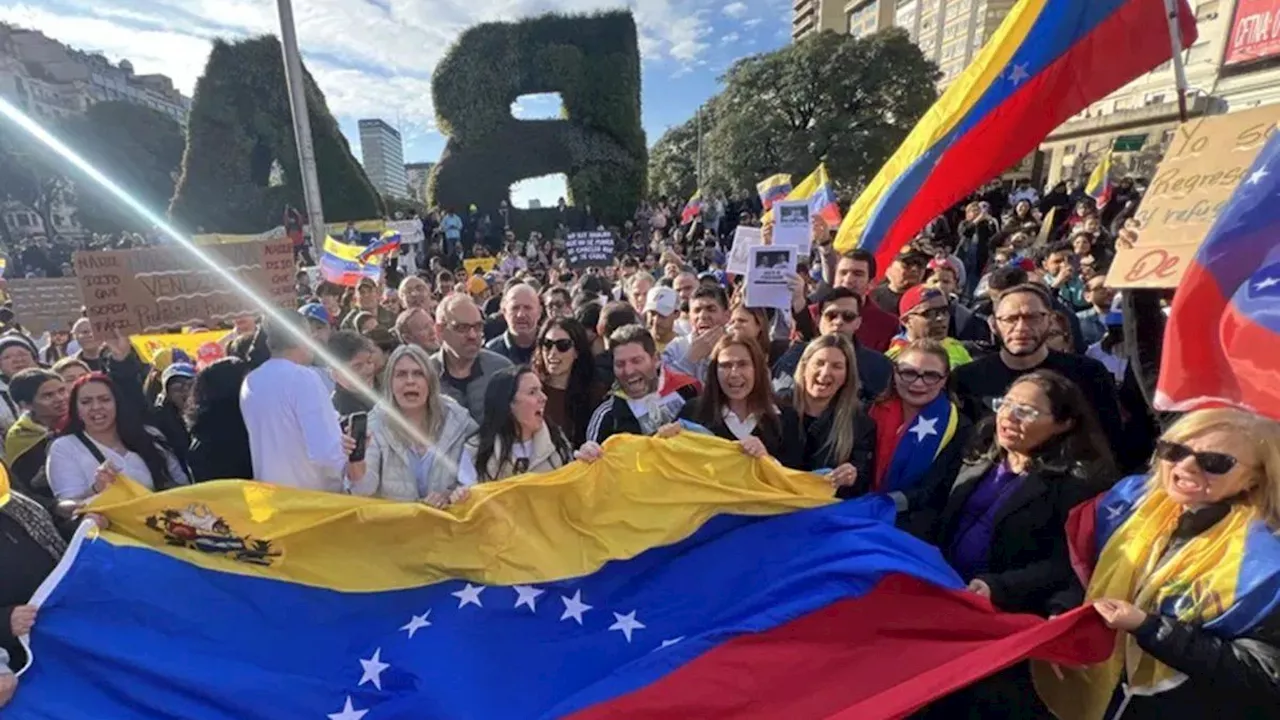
left=428, top=11, right=645, bottom=226
left=168, top=36, right=383, bottom=233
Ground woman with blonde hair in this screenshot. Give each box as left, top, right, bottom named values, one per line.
left=1034, top=407, right=1280, bottom=719
left=348, top=344, right=476, bottom=505
left=790, top=335, right=874, bottom=498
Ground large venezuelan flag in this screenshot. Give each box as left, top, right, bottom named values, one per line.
left=320, top=235, right=383, bottom=287
left=833, top=0, right=1197, bottom=268
left=8, top=435, right=1112, bottom=719
left=1155, top=130, right=1280, bottom=420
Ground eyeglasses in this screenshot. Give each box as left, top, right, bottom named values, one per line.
left=995, top=311, right=1049, bottom=327
left=910, top=307, right=949, bottom=322
left=446, top=321, right=484, bottom=335
left=992, top=396, right=1043, bottom=423
left=895, top=366, right=947, bottom=385
left=541, top=338, right=574, bottom=353
left=1155, top=440, right=1238, bottom=475
left=822, top=310, right=859, bottom=323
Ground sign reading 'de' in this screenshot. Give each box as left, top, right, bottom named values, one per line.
left=564, top=231, right=617, bottom=268
left=74, top=238, right=295, bottom=335
left=1108, top=105, right=1280, bottom=289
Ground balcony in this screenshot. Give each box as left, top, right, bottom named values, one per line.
left=1043, top=94, right=1220, bottom=142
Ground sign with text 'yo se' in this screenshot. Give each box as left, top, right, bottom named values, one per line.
left=1109, top=105, right=1280, bottom=289
left=74, top=238, right=295, bottom=336
left=564, top=231, right=617, bottom=268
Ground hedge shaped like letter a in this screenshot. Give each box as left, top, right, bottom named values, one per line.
left=428, top=11, right=645, bottom=226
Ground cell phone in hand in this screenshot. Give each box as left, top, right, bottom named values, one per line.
left=348, top=412, right=368, bottom=462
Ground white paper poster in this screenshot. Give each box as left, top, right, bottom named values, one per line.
left=727, top=225, right=763, bottom=276
left=745, top=246, right=797, bottom=311
left=773, top=200, right=812, bottom=256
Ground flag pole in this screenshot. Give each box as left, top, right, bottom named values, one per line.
left=1163, top=0, right=1190, bottom=123
left=696, top=107, right=704, bottom=193
left=276, top=0, right=327, bottom=251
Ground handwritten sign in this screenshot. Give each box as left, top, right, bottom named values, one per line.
left=6, top=277, right=83, bottom=334
left=564, top=231, right=617, bottom=268
left=1109, top=105, right=1280, bottom=289
left=74, top=239, right=294, bottom=335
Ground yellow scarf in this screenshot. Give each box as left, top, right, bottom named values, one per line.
left=1033, top=484, right=1257, bottom=719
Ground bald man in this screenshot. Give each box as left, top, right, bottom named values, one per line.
left=430, top=294, right=512, bottom=422
left=484, top=282, right=543, bottom=365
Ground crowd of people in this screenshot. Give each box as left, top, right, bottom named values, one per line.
left=0, top=176, right=1277, bottom=718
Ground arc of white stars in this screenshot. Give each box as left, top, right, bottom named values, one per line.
left=400, top=610, right=431, bottom=638
left=609, top=610, right=646, bottom=643
left=452, top=583, right=485, bottom=608
left=560, top=590, right=592, bottom=624
left=513, top=585, right=544, bottom=612
left=357, top=648, right=390, bottom=691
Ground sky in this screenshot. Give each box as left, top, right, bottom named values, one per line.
left=1, top=0, right=791, bottom=208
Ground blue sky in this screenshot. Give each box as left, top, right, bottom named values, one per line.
left=1, top=0, right=790, bottom=208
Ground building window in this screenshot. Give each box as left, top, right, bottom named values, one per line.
left=1064, top=144, right=1077, bottom=154
left=1194, top=0, right=1218, bottom=20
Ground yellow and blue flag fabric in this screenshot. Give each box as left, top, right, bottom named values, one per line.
left=320, top=235, right=383, bottom=288
left=1086, top=149, right=1115, bottom=211
left=833, top=0, right=1198, bottom=271
left=357, top=230, right=403, bottom=263
left=679, top=190, right=703, bottom=225
left=756, top=173, right=793, bottom=212
left=9, top=435, right=1113, bottom=719
left=763, top=164, right=841, bottom=227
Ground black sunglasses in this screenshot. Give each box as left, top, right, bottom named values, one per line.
left=822, top=310, right=859, bottom=323
left=540, top=338, right=574, bottom=352
left=1156, top=440, right=1238, bottom=475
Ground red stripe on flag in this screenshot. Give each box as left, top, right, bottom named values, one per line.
left=568, top=574, right=1113, bottom=720
left=871, top=0, right=1195, bottom=272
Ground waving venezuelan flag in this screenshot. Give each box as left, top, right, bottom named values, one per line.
left=834, top=0, right=1197, bottom=270
left=9, top=435, right=1112, bottom=719
left=320, top=235, right=383, bottom=287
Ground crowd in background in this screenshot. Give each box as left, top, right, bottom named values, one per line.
left=0, top=174, right=1277, bottom=718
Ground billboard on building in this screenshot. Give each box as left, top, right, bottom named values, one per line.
left=1225, top=0, right=1280, bottom=66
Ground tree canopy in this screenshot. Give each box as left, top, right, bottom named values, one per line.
left=650, top=28, right=939, bottom=201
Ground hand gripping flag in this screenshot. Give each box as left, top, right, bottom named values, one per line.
left=833, top=0, right=1197, bottom=271
left=8, top=434, right=1113, bottom=720
left=1155, top=129, right=1280, bottom=420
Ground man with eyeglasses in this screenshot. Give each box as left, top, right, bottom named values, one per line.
left=887, top=286, right=972, bottom=368
left=953, top=283, right=1127, bottom=462
left=772, top=287, right=892, bottom=404
left=429, top=294, right=512, bottom=423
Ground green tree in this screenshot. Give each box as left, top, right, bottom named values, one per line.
left=697, top=28, right=938, bottom=198
left=647, top=116, right=700, bottom=202
left=56, top=102, right=186, bottom=234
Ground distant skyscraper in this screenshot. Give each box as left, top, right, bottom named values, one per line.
left=358, top=119, right=409, bottom=200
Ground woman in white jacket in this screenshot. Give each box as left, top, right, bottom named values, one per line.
left=349, top=344, right=476, bottom=503
left=468, top=365, right=575, bottom=483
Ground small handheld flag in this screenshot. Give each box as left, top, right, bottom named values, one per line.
left=756, top=174, right=793, bottom=212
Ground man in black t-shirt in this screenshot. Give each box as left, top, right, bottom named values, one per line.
left=953, top=283, right=1128, bottom=462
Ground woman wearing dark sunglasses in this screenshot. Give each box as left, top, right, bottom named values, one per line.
left=531, top=317, right=599, bottom=447
left=1034, top=408, right=1280, bottom=720
left=867, top=340, right=971, bottom=537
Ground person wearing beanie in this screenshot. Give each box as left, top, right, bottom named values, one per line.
left=0, top=334, right=40, bottom=449
left=886, top=286, right=972, bottom=369
left=149, top=362, right=196, bottom=469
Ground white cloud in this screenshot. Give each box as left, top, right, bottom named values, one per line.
left=720, top=32, right=740, bottom=44
left=743, top=17, right=763, bottom=27
left=722, top=1, right=748, bottom=17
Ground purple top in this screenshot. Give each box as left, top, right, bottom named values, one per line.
left=947, top=461, right=1026, bottom=580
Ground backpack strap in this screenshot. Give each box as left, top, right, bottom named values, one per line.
left=74, top=431, right=108, bottom=464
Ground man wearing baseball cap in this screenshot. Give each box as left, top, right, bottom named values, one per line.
left=887, top=285, right=972, bottom=368
left=868, top=250, right=927, bottom=317
left=643, top=286, right=680, bottom=352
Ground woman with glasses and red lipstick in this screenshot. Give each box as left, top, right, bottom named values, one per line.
left=531, top=317, right=600, bottom=447
left=1032, top=408, right=1280, bottom=720
left=867, top=339, right=971, bottom=537
left=935, top=370, right=1116, bottom=616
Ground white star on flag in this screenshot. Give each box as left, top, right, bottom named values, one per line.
left=452, top=583, right=485, bottom=608
left=1248, top=167, right=1270, bottom=185
left=1105, top=504, right=1125, bottom=520
left=1255, top=276, right=1280, bottom=291
left=400, top=611, right=431, bottom=638
left=609, top=610, right=646, bottom=642
left=908, top=416, right=939, bottom=442
left=327, top=696, right=368, bottom=720
left=1008, top=63, right=1030, bottom=85
left=357, top=648, right=390, bottom=691
left=513, top=585, right=544, bottom=612
left=560, top=590, right=592, bottom=624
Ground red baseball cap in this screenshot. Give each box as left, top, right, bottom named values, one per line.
left=898, top=285, right=944, bottom=318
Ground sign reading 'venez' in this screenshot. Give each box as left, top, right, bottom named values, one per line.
left=74, top=238, right=295, bottom=335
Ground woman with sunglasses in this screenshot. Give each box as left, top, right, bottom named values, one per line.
left=1033, top=408, right=1280, bottom=720
left=531, top=317, right=599, bottom=447
left=867, top=340, right=971, bottom=537
left=935, top=370, right=1115, bottom=615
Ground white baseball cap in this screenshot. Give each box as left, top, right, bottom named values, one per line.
left=643, top=286, right=679, bottom=317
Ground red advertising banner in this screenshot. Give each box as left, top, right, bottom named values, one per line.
left=1225, top=0, right=1280, bottom=66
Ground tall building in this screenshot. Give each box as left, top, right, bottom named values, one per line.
left=893, top=0, right=1016, bottom=87
left=358, top=119, right=409, bottom=200
left=1038, top=0, right=1280, bottom=187
left=845, top=0, right=895, bottom=39
left=404, top=161, right=434, bottom=204
left=793, top=0, right=846, bottom=41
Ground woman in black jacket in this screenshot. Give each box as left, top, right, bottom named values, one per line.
left=789, top=335, right=875, bottom=498
left=936, top=369, right=1115, bottom=616
left=185, top=358, right=253, bottom=482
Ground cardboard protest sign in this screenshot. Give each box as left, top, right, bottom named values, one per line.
left=1109, top=105, right=1280, bottom=289
left=6, top=278, right=83, bottom=334
left=564, top=231, right=617, bottom=268
left=74, top=238, right=294, bottom=336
